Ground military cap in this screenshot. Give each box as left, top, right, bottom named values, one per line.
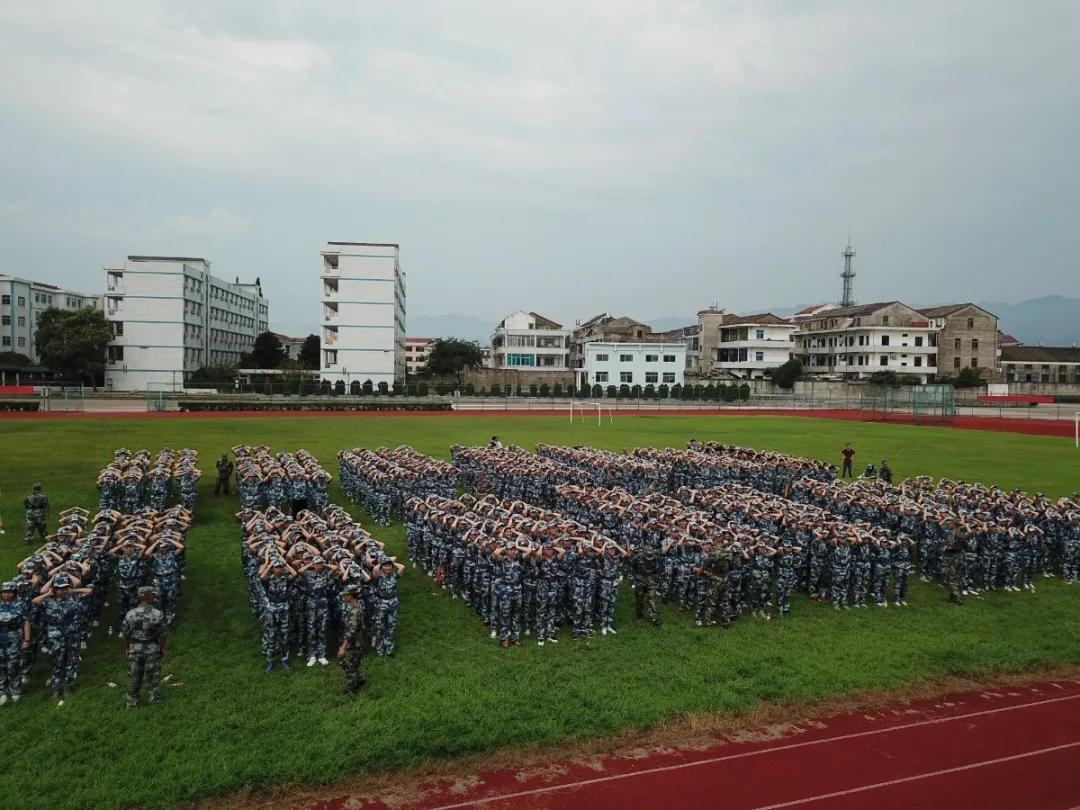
left=344, top=583, right=363, bottom=597
left=138, top=586, right=158, bottom=599
left=52, top=575, right=72, bottom=589
left=1, top=581, right=16, bottom=593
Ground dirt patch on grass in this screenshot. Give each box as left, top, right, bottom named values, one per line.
left=199, top=665, right=1080, bottom=810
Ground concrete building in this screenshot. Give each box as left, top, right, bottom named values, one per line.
left=405, top=336, right=435, bottom=376
left=794, top=301, right=938, bottom=382
left=917, top=304, right=998, bottom=379
left=0, top=275, right=97, bottom=362
left=1000, top=346, right=1080, bottom=384
left=491, top=311, right=570, bottom=371
left=709, top=313, right=796, bottom=379
left=579, top=341, right=687, bottom=390
left=320, top=241, right=406, bottom=387
left=103, top=256, right=269, bottom=391
left=571, top=314, right=652, bottom=370
left=273, top=333, right=308, bottom=362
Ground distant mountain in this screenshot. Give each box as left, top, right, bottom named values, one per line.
left=976, top=296, right=1080, bottom=346
left=408, top=313, right=493, bottom=344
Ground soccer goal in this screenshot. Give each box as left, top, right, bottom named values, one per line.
left=570, top=400, right=614, bottom=426
left=1075, top=412, right=1079, bottom=448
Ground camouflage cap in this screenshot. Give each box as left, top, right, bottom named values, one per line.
left=52, top=575, right=72, bottom=589
left=33, top=483, right=42, bottom=491
left=1, top=581, right=16, bottom=593
left=343, top=583, right=363, bottom=597
left=138, top=586, right=158, bottom=599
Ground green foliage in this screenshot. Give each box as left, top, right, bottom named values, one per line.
left=250, top=331, right=286, bottom=369
left=298, top=334, right=320, bottom=370
left=868, top=370, right=901, bottom=386
left=350, top=381, right=362, bottom=395
left=489, top=384, right=502, bottom=397
left=0, top=350, right=33, bottom=368
left=771, top=358, right=803, bottom=389
left=333, top=379, right=345, bottom=395
left=188, top=365, right=238, bottom=388
left=426, top=338, right=484, bottom=387
left=538, top=383, right=550, bottom=397
left=658, top=384, right=669, bottom=399
left=35, top=306, right=110, bottom=383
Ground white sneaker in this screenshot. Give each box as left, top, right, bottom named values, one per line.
left=10, top=694, right=18, bottom=703
left=547, top=637, right=559, bottom=644
left=0, top=695, right=8, bottom=706
left=600, top=627, right=608, bottom=636
left=306, top=657, right=316, bottom=667
left=56, top=699, right=64, bottom=707
left=489, top=629, right=497, bottom=639
left=524, top=629, right=531, bottom=636
left=537, top=640, right=545, bottom=647
left=607, top=627, right=616, bottom=635
left=318, top=658, right=328, bottom=666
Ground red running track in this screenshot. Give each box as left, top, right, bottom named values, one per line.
left=306, top=680, right=1080, bottom=810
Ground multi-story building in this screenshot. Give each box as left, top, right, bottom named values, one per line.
left=917, top=304, right=998, bottom=379
left=794, top=301, right=938, bottom=382
left=103, top=256, right=269, bottom=391
left=709, top=313, right=796, bottom=379
left=571, top=314, right=652, bottom=370
left=405, top=336, right=435, bottom=376
left=490, top=311, right=570, bottom=371
left=999, top=346, right=1080, bottom=385
left=273, top=333, right=308, bottom=362
left=0, top=275, right=97, bottom=362
left=320, top=241, right=406, bottom=386
left=579, top=342, right=687, bottom=390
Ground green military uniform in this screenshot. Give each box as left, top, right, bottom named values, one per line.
left=122, top=587, right=167, bottom=707
left=23, top=485, right=48, bottom=546
left=943, top=529, right=966, bottom=605
left=213, top=454, right=234, bottom=496
left=702, top=548, right=733, bottom=627
left=630, top=548, right=661, bottom=626
left=341, top=593, right=367, bottom=694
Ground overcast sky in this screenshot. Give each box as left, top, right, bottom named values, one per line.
left=1, top=1, right=1078, bottom=336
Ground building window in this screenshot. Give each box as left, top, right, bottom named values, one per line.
left=953, top=337, right=961, bottom=350
left=507, top=353, right=536, bottom=367
left=914, top=357, right=923, bottom=367
left=880, top=356, right=888, bottom=366
left=755, top=329, right=765, bottom=340
left=971, top=358, right=979, bottom=368
left=620, top=372, right=633, bottom=383
left=645, top=372, right=658, bottom=384
left=971, top=339, right=979, bottom=351
left=17, top=337, right=25, bottom=348
left=954, top=357, right=961, bottom=369
left=595, top=353, right=609, bottom=362
left=881, top=316, right=889, bottom=325
left=619, top=354, right=633, bottom=362
left=17, top=297, right=25, bottom=307
left=1, top=336, right=9, bottom=346
left=0, top=315, right=8, bottom=326
left=1, top=295, right=9, bottom=305
left=645, top=354, right=658, bottom=362
left=662, top=372, right=676, bottom=383
left=663, top=354, right=676, bottom=362
left=967, top=318, right=974, bottom=328
left=881, top=335, right=889, bottom=347
left=753, top=351, right=763, bottom=362
left=17, top=316, right=25, bottom=327
left=108, top=345, right=124, bottom=362
left=594, top=371, right=609, bottom=383
left=915, top=336, right=923, bottom=347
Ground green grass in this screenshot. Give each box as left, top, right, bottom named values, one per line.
left=0, top=414, right=1078, bottom=810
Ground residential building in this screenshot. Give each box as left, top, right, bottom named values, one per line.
left=571, top=314, right=652, bottom=370
left=579, top=341, right=687, bottom=390
left=405, top=336, right=435, bottom=375
left=794, top=301, right=938, bottom=382
left=320, top=241, right=406, bottom=386
left=0, top=275, right=97, bottom=362
left=491, top=311, right=570, bottom=371
left=103, top=256, right=269, bottom=391
left=1000, top=346, right=1080, bottom=384
left=710, top=313, right=796, bottom=379
left=917, top=304, right=998, bottom=379
left=273, top=333, right=308, bottom=362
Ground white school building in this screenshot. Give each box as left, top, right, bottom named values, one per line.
left=579, top=342, right=687, bottom=390
left=1, top=275, right=98, bottom=363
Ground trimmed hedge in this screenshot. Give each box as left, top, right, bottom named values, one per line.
left=0, top=398, right=40, bottom=412
left=178, top=400, right=452, bottom=413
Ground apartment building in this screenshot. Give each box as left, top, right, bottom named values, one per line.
left=579, top=341, right=687, bottom=390
left=710, top=313, right=796, bottom=379
left=320, top=241, right=406, bottom=386
left=405, top=336, right=434, bottom=375
left=103, top=256, right=269, bottom=391
left=273, top=333, right=308, bottom=362
left=794, top=301, right=938, bottom=382
left=0, top=275, right=97, bottom=362
left=490, top=311, right=570, bottom=371
left=999, top=346, right=1080, bottom=384
left=917, top=304, right=998, bottom=378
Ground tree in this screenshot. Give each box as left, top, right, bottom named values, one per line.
left=249, top=331, right=285, bottom=369
left=426, top=338, right=484, bottom=388
left=0, top=351, right=33, bottom=368
left=35, top=307, right=110, bottom=384
left=771, top=358, right=803, bottom=390
left=868, top=370, right=900, bottom=386
left=952, top=367, right=985, bottom=388
left=298, top=334, right=320, bottom=370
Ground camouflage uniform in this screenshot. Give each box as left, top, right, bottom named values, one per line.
left=44, top=595, right=83, bottom=697
left=122, top=592, right=167, bottom=707
left=700, top=548, right=732, bottom=627
left=372, top=572, right=400, bottom=656
left=213, top=455, right=234, bottom=496
left=630, top=548, right=661, bottom=626
left=303, top=569, right=332, bottom=660
left=943, top=532, right=966, bottom=604
left=23, top=488, right=48, bottom=545
left=341, top=598, right=367, bottom=693
left=0, top=588, right=26, bottom=700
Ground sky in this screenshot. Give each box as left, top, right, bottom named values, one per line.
left=1, top=1, right=1078, bottom=337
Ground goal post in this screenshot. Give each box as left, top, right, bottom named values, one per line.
left=569, top=400, right=614, bottom=426
left=1075, top=412, right=1079, bottom=448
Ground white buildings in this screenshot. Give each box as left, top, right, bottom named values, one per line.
left=0, top=275, right=97, bottom=362
left=580, top=342, right=687, bottom=390
left=491, top=311, right=570, bottom=371
left=103, top=256, right=269, bottom=391
left=320, top=241, right=406, bottom=386
left=405, top=336, right=434, bottom=376
left=705, top=313, right=796, bottom=379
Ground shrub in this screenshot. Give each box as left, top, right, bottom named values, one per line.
left=539, top=383, right=550, bottom=397
left=350, top=380, right=362, bottom=395
left=333, top=380, right=345, bottom=395
left=658, top=384, right=669, bottom=399
left=178, top=399, right=451, bottom=413
left=377, top=381, right=389, bottom=395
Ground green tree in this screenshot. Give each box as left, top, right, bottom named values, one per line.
left=953, top=367, right=985, bottom=388
left=298, top=334, right=320, bottom=370
left=771, top=358, right=803, bottom=389
left=35, top=306, right=110, bottom=384
left=868, top=370, right=900, bottom=386
left=249, top=331, right=285, bottom=369
left=426, top=338, right=484, bottom=389
left=0, top=351, right=33, bottom=367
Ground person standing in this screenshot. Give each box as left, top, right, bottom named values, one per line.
left=33, top=575, right=91, bottom=706
left=122, top=586, right=167, bottom=708
left=23, top=484, right=49, bottom=546
left=630, top=545, right=661, bottom=627
left=338, top=584, right=367, bottom=695
left=0, top=581, right=31, bottom=705
left=213, top=454, right=235, bottom=496
left=840, top=444, right=856, bottom=479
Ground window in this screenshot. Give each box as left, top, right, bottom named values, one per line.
left=107, top=345, right=124, bottom=362
left=971, top=358, right=979, bottom=368
left=971, top=339, right=979, bottom=351
left=17, top=316, right=25, bottom=327
left=755, top=329, right=765, bottom=340
left=881, top=335, right=890, bottom=347
left=967, top=318, right=974, bottom=329
left=17, top=337, right=25, bottom=347
left=1, top=295, right=9, bottom=305
left=662, top=372, right=676, bottom=383
left=880, top=356, right=888, bottom=366
left=914, top=357, right=923, bottom=367
left=954, top=357, right=961, bottom=369
left=1, top=336, right=8, bottom=346
left=594, top=371, right=609, bottom=383
left=0, top=315, right=8, bottom=325
left=645, top=354, right=658, bottom=362
left=881, top=316, right=889, bottom=325
left=17, top=297, right=25, bottom=307
left=754, top=351, right=764, bottom=362
left=619, top=353, right=633, bottom=362
left=645, top=372, right=658, bottom=384
left=915, top=336, right=923, bottom=347
left=663, top=354, right=676, bottom=362
left=506, top=354, right=536, bottom=367
left=954, top=337, right=961, bottom=350
left=595, top=353, right=609, bottom=362
left=620, top=372, right=633, bottom=383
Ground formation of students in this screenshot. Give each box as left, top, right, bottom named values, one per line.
left=635, top=443, right=836, bottom=494
left=338, top=446, right=458, bottom=525
left=96, top=448, right=201, bottom=513
left=1, top=503, right=191, bottom=706
left=239, top=503, right=403, bottom=675
left=234, top=446, right=332, bottom=514
left=451, top=445, right=592, bottom=505
left=405, top=494, right=635, bottom=644
left=535, top=444, right=668, bottom=494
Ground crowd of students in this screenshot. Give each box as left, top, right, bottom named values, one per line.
left=234, top=446, right=332, bottom=514
left=96, top=448, right=201, bottom=513
left=338, top=446, right=458, bottom=525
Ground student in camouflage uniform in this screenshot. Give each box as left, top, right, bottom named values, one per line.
left=24, top=484, right=48, bottom=546
left=596, top=542, right=629, bottom=635
left=943, top=522, right=966, bottom=604
left=371, top=560, right=401, bottom=656
left=259, top=557, right=295, bottom=672
left=0, top=581, right=31, bottom=705
left=533, top=543, right=565, bottom=644
left=214, top=453, right=235, bottom=496
left=122, top=586, right=167, bottom=708
left=338, top=585, right=367, bottom=694
left=300, top=556, right=332, bottom=666
left=630, top=545, right=662, bottom=627
left=32, top=575, right=92, bottom=705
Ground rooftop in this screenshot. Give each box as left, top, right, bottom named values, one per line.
left=127, top=255, right=209, bottom=264
left=723, top=312, right=792, bottom=326
left=1000, top=346, right=1080, bottom=363
left=325, top=241, right=400, bottom=248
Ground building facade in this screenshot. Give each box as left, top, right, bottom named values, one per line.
left=320, top=241, right=406, bottom=386
left=710, top=313, right=795, bottom=379
left=1000, top=346, right=1080, bottom=384
left=0, top=275, right=97, bottom=362
left=491, top=311, right=570, bottom=371
left=579, top=342, right=687, bottom=390
left=103, top=256, right=269, bottom=391
left=794, top=301, right=938, bottom=382
left=405, top=336, right=434, bottom=376
left=273, top=333, right=307, bottom=362
left=917, top=304, right=998, bottom=379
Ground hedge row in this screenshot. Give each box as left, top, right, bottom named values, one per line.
left=229, top=380, right=754, bottom=400
left=178, top=400, right=453, bottom=413
left=0, top=398, right=40, bottom=412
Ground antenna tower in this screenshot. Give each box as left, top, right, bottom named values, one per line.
left=840, top=239, right=856, bottom=307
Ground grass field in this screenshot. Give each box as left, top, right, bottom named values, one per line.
left=1, top=413, right=1078, bottom=810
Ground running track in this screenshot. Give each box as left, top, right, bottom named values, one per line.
left=0, top=407, right=1074, bottom=438
left=304, top=680, right=1080, bottom=810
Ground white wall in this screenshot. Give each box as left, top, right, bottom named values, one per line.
left=581, top=342, right=686, bottom=389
